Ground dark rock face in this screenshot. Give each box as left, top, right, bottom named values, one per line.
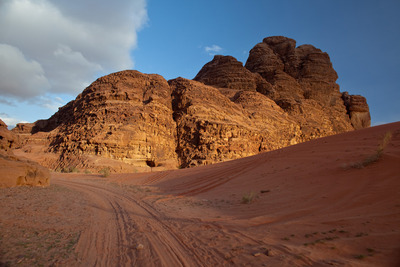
left=13, top=36, right=371, bottom=171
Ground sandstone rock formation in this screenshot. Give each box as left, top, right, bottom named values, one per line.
left=18, top=71, right=179, bottom=172
left=194, top=55, right=275, bottom=98
left=342, top=92, right=371, bottom=130
left=0, top=120, right=50, bottom=188
left=170, top=77, right=299, bottom=167
left=0, top=119, right=18, bottom=151
left=196, top=36, right=370, bottom=138
left=12, top=36, right=370, bottom=172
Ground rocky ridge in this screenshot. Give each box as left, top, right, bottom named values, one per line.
left=0, top=120, right=50, bottom=188
left=13, top=36, right=370, bottom=172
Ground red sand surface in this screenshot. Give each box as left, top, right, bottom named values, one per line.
left=1, top=122, right=399, bottom=266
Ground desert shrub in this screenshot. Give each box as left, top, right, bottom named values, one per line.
left=349, top=131, right=392, bottom=169
left=99, top=167, right=110, bottom=177
left=61, top=166, right=79, bottom=173
left=241, top=191, right=257, bottom=204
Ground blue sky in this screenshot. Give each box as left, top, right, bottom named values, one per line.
left=1, top=0, right=399, bottom=127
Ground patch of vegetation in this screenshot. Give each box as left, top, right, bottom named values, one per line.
left=99, top=167, right=110, bottom=177
left=354, top=254, right=367, bottom=260
left=355, top=232, right=368, bottom=238
left=61, top=166, right=79, bottom=173
left=241, top=191, right=257, bottom=204
left=303, top=236, right=339, bottom=246
left=347, top=131, right=392, bottom=169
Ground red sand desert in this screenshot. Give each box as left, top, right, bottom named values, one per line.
left=1, top=122, right=399, bottom=266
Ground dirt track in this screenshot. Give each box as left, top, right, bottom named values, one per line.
left=1, top=122, right=399, bottom=266
left=52, top=176, right=302, bottom=267
left=53, top=177, right=211, bottom=266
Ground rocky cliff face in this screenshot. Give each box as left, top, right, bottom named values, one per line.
left=170, top=77, right=299, bottom=167
left=196, top=36, right=370, bottom=139
left=17, top=71, right=179, bottom=171
left=13, top=36, right=370, bottom=172
left=0, top=120, right=50, bottom=188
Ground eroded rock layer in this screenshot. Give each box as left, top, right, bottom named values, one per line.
left=13, top=36, right=370, bottom=172
left=170, top=78, right=299, bottom=167
left=19, top=71, right=179, bottom=171
left=0, top=120, right=50, bottom=188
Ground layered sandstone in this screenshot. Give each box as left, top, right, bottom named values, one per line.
left=194, top=55, right=275, bottom=98
left=195, top=36, right=370, bottom=139
left=0, top=120, right=50, bottom=188
left=13, top=36, right=370, bottom=172
left=19, top=71, right=179, bottom=171
left=170, top=78, right=300, bottom=167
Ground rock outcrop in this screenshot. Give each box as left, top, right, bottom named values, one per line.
left=0, top=120, right=50, bottom=188
left=19, top=71, right=179, bottom=172
left=12, top=36, right=370, bottom=172
left=170, top=77, right=300, bottom=167
left=342, top=92, right=371, bottom=130
left=194, top=55, right=275, bottom=98
left=196, top=36, right=370, bottom=139
left=0, top=119, right=18, bottom=151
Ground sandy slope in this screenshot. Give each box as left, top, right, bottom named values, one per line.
left=1, top=122, right=399, bottom=266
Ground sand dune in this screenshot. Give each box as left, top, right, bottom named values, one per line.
left=111, top=121, right=400, bottom=266
left=1, top=122, right=399, bottom=266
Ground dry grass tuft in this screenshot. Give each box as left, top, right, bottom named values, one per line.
left=241, top=191, right=257, bottom=204
left=99, top=167, right=111, bottom=177
left=347, top=131, right=392, bottom=169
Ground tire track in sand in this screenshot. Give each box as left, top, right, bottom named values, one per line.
left=53, top=177, right=216, bottom=267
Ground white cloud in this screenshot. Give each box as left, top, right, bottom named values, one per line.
left=0, top=0, right=147, bottom=99
left=0, top=44, right=50, bottom=99
left=0, top=112, right=28, bottom=129
left=34, top=94, right=67, bottom=111
left=205, top=44, right=223, bottom=56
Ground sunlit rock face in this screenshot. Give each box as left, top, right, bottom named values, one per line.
left=13, top=36, right=370, bottom=171
left=0, top=119, right=50, bottom=188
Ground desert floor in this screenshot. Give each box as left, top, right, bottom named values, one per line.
left=1, top=122, right=399, bottom=266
